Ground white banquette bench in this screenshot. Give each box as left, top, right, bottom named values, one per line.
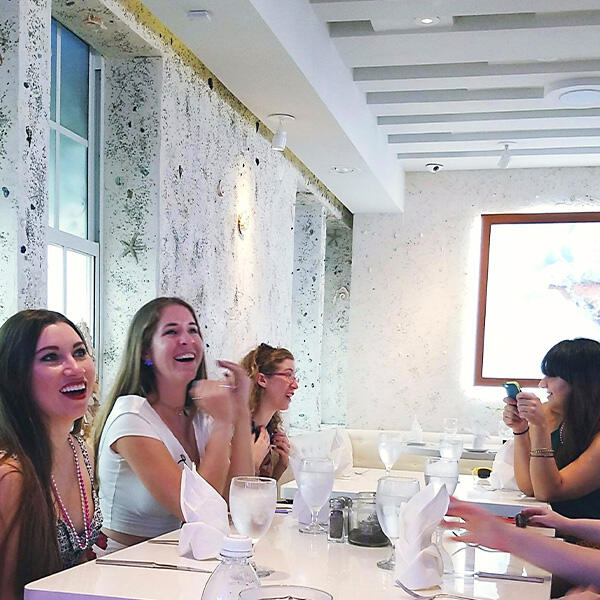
left=280, top=428, right=502, bottom=486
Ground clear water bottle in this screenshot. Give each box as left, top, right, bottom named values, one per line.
left=200, top=534, right=260, bottom=600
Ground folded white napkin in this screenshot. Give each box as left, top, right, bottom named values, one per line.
left=489, top=439, right=520, bottom=491
left=289, top=428, right=353, bottom=478
left=394, top=484, right=449, bottom=590
left=178, top=466, right=229, bottom=559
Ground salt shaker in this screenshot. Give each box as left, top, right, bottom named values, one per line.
left=328, top=496, right=349, bottom=542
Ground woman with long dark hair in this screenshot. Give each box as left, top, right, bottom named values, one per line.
left=94, top=297, right=253, bottom=552
left=241, top=343, right=296, bottom=480
left=0, top=310, right=102, bottom=598
left=504, top=338, right=600, bottom=518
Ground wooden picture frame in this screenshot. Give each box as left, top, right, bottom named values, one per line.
left=475, top=212, right=600, bottom=386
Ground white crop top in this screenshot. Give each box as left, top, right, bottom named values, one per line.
left=97, top=395, right=212, bottom=537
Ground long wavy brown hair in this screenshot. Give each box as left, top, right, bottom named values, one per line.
left=240, top=343, right=294, bottom=435
left=0, top=310, right=88, bottom=592
left=94, top=297, right=207, bottom=459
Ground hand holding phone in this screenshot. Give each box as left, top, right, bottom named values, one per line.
left=503, top=381, right=521, bottom=401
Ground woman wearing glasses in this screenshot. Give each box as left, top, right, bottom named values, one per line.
left=241, top=344, right=296, bottom=480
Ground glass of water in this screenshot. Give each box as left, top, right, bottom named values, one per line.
left=297, top=458, right=335, bottom=534
left=443, top=418, right=458, bottom=435
left=375, top=476, right=420, bottom=570
left=424, top=457, right=459, bottom=495
left=229, top=476, right=277, bottom=577
left=439, top=437, right=463, bottom=461
left=377, top=432, right=403, bottom=475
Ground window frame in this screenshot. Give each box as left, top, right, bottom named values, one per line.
left=475, top=211, right=600, bottom=386
left=47, top=20, right=103, bottom=355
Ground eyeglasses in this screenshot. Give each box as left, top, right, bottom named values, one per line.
left=265, top=371, right=299, bottom=384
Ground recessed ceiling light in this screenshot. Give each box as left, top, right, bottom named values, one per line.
left=560, top=89, right=600, bottom=107
left=330, top=166, right=357, bottom=174
left=188, top=9, right=211, bottom=21
left=415, top=16, right=440, bottom=25
left=546, top=78, right=600, bottom=107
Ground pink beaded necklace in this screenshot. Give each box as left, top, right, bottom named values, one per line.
left=51, top=436, right=92, bottom=551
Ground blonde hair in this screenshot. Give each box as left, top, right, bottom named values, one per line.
left=241, top=343, right=294, bottom=434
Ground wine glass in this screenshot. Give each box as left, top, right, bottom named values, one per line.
left=377, top=432, right=403, bottom=475
left=424, top=458, right=459, bottom=574
left=297, top=458, right=334, bottom=534
left=375, top=476, right=420, bottom=570
left=229, top=476, right=277, bottom=577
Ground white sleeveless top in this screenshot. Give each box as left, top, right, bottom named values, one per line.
left=97, top=395, right=212, bottom=537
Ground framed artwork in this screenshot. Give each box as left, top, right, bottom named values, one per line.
left=475, top=212, right=600, bottom=386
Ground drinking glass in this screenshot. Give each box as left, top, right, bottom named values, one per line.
left=424, top=457, right=459, bottom=495
left=439, top=437, right=463, bottom=461
left=443, top=418, right=458, bottom=435
left=297, top=458, right=335, bottom=534
left=377, top=432, right=403, bottom=475
left=229, top=476, right=277, bottom=577
left=375, top=476, right=420, bottom=570
left=423, top=459, right=459, bottom=575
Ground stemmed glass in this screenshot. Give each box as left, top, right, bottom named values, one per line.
left=375, top=476, right=420, bottom=570
left=297, top=458, right=335, bottom=534
left=377, top=432, right=403, bottom=475
left=229, top=476, right=277, bottom=577
left=424, top=458, right=459, bottom=574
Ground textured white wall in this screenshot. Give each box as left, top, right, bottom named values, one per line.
left=348, top=168, right=600, bottom=435
left=290, top=197, right=327, bottom=430
left=321, top=223, right=352, bottom=425
left=1, top=0, right=352, bottom=425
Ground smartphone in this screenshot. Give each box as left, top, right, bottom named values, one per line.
left=503, top=381, right=521, bottom=400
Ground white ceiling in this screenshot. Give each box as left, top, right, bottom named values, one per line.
left=140, top=0, right=600, bottom=213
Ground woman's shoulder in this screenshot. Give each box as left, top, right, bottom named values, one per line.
left=0, top=457, right=23, bottom=502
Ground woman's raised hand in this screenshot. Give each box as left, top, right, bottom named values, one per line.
left=190, top=378, right=236, bottom=425
left=217, top=360, right=252, bottom=420
left=503, top=396, right=529, bottom=433
left=272, top=430, right=291, bottom=469
left=516, top=392, right=546, bottom=428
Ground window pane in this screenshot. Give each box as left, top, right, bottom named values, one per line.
left=58, top=134, right=87, bottom=238
left=49, top=129, right=56, bottom=228
left=51, top=20, right=57, bottom=122
left=47, top=244, right=64, bottom=313
left=60, top=26, right=88, bottom=138
left=65, top=250, right=94, bottom=334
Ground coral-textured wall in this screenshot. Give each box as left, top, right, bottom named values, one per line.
left=0, top=0, right=351, bottom=421
left=348, top=168, right=600, bottom=434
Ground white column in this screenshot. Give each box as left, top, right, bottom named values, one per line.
left=290, top=193, right=327, bottom=430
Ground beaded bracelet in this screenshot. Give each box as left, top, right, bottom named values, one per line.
left=530, top=448, right=555, bottom=457
left=513, top=427, right=530, bottom=436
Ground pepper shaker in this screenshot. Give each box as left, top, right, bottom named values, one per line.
left=328, top=496, right=349, bottom=542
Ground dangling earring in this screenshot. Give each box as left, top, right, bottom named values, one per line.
left=144, top=359, right=153, bottom=367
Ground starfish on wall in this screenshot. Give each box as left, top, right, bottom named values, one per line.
left=120, top=232, right=146, bottom=263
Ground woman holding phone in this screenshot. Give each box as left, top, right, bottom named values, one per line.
left=94, top=297, right=253, bottom=552
left=503, top=338, right=600, bottom=519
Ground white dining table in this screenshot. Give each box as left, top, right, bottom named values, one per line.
left=280, top=468, right=551, bottom=517
left=25, top=513, right=552, bottom=600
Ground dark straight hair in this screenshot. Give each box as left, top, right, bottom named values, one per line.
left=0, top=309, right=88, bottom=591
left=541, top=338, right=600, bottom=467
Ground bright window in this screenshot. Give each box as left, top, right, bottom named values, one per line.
left=48, top=19, right=102, bottom=347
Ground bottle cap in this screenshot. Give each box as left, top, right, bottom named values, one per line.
left=220, top=534, right=253, bottom=557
